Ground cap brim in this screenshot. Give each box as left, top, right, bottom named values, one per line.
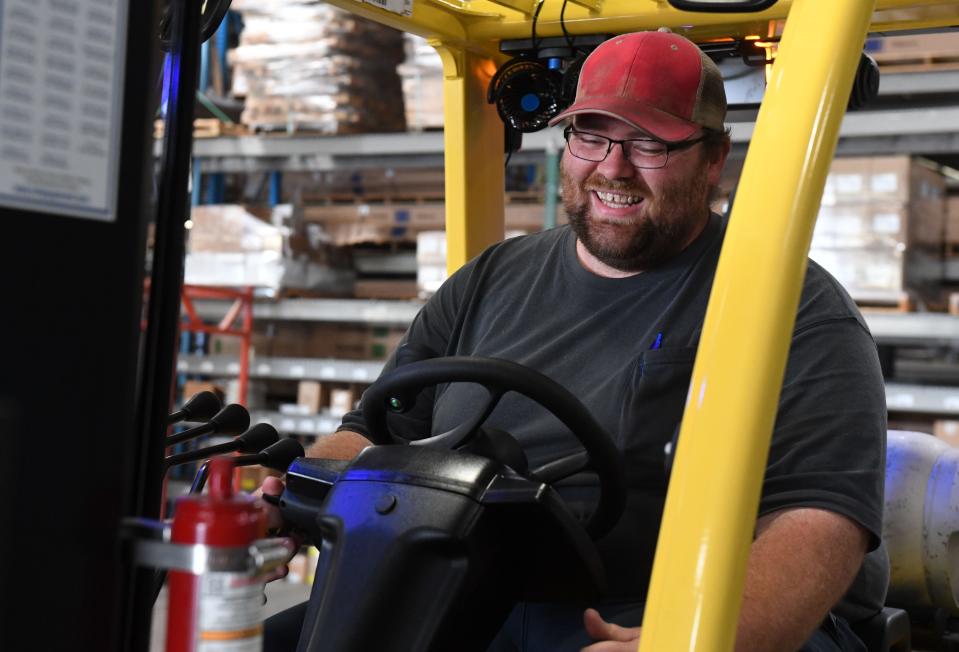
left=548, top=96, right=699, bottom=143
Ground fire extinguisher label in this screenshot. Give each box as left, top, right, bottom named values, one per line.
left=197, top=572, right=264, bottom=651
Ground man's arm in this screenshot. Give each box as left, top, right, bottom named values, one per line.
left=736, top=507, right=868, bottom=652
left=582, top=506, right=869, bottom=652
left=305, top=429, right=371, bottom=460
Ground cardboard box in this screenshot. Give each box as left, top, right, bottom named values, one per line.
left=934, top=420, right=959, bottom=447
left=307, top=324, right=369, bottom=359
left=297, top=381, right=329, bottom=415
left=300, top=324, right=405, bottom=360
left=182, top=380, right=225, bottom=405
left=188, top=205, right=283, bottom=254
left=237, top=465, right=271, bottom=493
left=302, top=201, right=555, bottom=246
left=209, top=334, right=245, bottom=358
left=354, top=279, right=419, bottom=300
left=369, top=326, right=406, bottom=360
left=871, top=32, right=959, bottom=62
left=252, top=322, right=314, bottom=358
left=809, top=247, right=905, bottom=297
left=823, top=157, right=945, bottom=207
left=226, top=379, right=267, bottom=408
left=329, top=387, right=357, bottom=417
left=946, top=197, right=959, bottom=244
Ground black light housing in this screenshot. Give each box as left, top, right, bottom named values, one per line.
left=668, top=0, right=779, bottom=12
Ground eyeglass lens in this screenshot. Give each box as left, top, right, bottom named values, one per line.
left=566, top=131, right=669, bottom=169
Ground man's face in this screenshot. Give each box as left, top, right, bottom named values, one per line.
left=561, top=114, right=727, bottom=272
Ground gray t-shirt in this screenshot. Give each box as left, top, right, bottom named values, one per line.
left=341, top=214, right=888, bottom=618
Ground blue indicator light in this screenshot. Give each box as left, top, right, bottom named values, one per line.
left=521, top=93, right=541, bottom=112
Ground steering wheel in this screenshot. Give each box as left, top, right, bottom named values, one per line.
left=361, top=356, right=627, bottom=539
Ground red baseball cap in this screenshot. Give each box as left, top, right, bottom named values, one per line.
left=548, top=31, right=726, bottom=142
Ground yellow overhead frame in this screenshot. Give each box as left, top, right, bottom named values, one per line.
left=320, top=0, right=953, bottom=649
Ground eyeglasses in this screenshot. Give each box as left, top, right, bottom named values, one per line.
left=563, top=127, right=709, bottom=169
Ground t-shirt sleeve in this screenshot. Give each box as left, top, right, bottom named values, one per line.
left=759, top=317, right=887, bottom=549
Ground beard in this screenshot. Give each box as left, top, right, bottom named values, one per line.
left=561, top=161, right=713, bottom=273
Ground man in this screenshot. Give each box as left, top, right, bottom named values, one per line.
left=264, top=30, right=887, bottom=651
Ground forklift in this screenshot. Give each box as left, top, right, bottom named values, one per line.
left=2, top=0, right=959, bottom=650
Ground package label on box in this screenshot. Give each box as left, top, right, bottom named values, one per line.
left=870, top=173, right=900, bottom=195
left=835, top=174, right=864, bottom=194
left=872, top=213, right=901, bottom=235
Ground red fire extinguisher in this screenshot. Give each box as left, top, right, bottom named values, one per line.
left=166, top=456, right=268, bottom=652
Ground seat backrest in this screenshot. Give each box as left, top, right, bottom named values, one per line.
left=884, top=430, right=959, bottom=614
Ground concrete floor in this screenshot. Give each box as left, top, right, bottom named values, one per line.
left=150, top=579, right=312, bottom=651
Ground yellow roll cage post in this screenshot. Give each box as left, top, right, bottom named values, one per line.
left=321, top=0, right=956, bottom=649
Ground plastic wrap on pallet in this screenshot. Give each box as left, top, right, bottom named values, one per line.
left=184, top=204, right=355, bottom=294
left=185, top=205, right=286, bottom=288
left=229, top=0, right=406, bottom=134
left=809, top=156, right=947, bottom=307
left=399, top=34, right=444, bottom=130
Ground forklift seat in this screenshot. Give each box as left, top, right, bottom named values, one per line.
left=850, top=606, right=911, bottom=652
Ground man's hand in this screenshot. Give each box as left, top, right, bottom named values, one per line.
left=580, top=608, right=641, bottom=652
left=256, top=475, right=286, bottom=533
left=254, top=475, right=299, bottom=583
left=251, top=430, right=371, bottom=584
left=579, top=508, right=866, bottom=652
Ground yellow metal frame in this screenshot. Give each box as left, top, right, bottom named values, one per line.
left=640, top=0, right=876, bottom=649
left=319, top=0, right=956, bottom=648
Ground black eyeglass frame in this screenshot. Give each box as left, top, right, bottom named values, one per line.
left=562, top=126, right=710, bottom=169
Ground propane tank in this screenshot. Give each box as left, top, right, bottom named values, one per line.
left=885, top=430, right=959, bottom=614
left=166, top=456, right=267, bottom=652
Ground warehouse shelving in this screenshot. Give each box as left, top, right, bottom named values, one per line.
left=174, top=69, right=959, bottom=173
left=217, top=386, right=959, bottom=436
left=191, top=296, right=959, bottom=344
left=175, top=61, right=959, bottom=431
left=178, top=298, right=959, bottom=432
left=181, top=107, right=959, bottom=172
left=177, top=353, right=384, bottom=383
left=885, top=382, right=959, bottom=415
left=862, top=311, right=959, bottom=345
left=251, top=410, right=343, bottom=438
left=191, top=297, right=422, bottom=324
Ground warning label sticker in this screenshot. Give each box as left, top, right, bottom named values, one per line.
left=362, top=0, right=412, bottom=17
left=197, top=572, right=264, bottom=652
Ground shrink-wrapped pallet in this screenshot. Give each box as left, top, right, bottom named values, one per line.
left=230, top=0, right=406, bottom=134
left=398, top=34, right=444, bottom=130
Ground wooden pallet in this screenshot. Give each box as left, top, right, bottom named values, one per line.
left=856, top=292, right=915, bottom=313
left=193, top=118, right=248, bottom=138
left=303, top=191, right=447, bottom=205
left=943, top=242, right=959, bottom=258
left=300, top=190, right=547, bottom=206
left=875, top=55, right=959, bottom=74
left=153, top=118, right=248, bottom=140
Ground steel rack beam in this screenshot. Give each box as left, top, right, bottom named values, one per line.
left=177, top=354, right=385, bottom=383
left=189, top=298, right=423, bottom=325
left=886, top=381, right=959, bottom=414
left=180, top=104, right=959, bottom=173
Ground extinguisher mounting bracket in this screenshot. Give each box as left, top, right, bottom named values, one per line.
left=123, top=518, right=289, bottom=576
